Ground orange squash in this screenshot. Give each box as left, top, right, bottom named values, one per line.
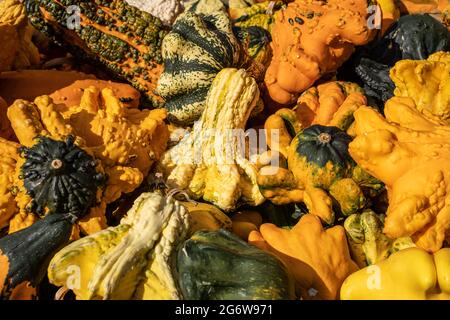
left=249, top=214, right=359, bottom=299
left=264, top=0, right=374, bottom=107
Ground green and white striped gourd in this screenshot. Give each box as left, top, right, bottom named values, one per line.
left=157, top=9, right=242, bottom=126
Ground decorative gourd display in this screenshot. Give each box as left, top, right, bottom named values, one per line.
left=0, top=87, right=169, bottom=235
left=344, top=210, right=415, bottom=268
left=48, top=192, right=190, bottom=300
left=258, top=125, right=382, bottom=224
left=338, top=14, right=450, bottom=109
left=249, top=214, right=359, bottom=300
left=25, top=0, right=167, bottom=107
left=340, top=247, right=450, bottom=300
left=158, top=68, right=265, bottom=212
left=265, top=81, right=367, bottom=157
left=264, top=0, right=374, bottom=106
left=156, top=8, right=242, bottom=125
left=0, top=0, right=40, bottom=72
left=177, top=229, right=295, bottom=300
left=0, top=213, right=75, bottom=299
left=390, top=51, right=450, bottom=122
left=349, top=97, right=450, bottom=252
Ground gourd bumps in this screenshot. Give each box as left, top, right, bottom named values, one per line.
left=349, top=97, right=450, bottom=252
left=264, top=0, right=373, bottom=106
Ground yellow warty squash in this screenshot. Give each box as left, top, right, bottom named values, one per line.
left=158, top=68, right=265, bottom=212
left=390, top=51, right=450, bottom=122
left=349, top=96, right=450, bottom=252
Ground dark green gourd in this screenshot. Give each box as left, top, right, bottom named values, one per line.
left=177, top=229, right=295, bottom=300
left=20, top=135, right=106, bottom=218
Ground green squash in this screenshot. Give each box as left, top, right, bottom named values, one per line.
left=0, top=213, right=74, bottom=299
left=177, top=229, right=295, bottom=300
left=157, top=9, right=242, bottom=125
left=288, top=125, right=355, bottom=190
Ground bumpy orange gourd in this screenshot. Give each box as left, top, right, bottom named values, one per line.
left=249, top=214, right=359, bottom=300
left=349, top=96, right=450, bottom=252
left=264, top=0, right=373, bottom=106
left=390, top=51, right=450, bottom=122
left=0, top=0, right=40, bottom=71
left=0, top=87, right=169, bottom=235
left=265, top=81, right=367, bottom=157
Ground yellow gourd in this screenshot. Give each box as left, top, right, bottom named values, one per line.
left=390, top=51, right=450, bottom=122
left=349, top=96, right=450, bottom=252
left=341, top=247, right=450, bottom=300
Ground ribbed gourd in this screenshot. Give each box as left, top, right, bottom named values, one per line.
left=158, top=68, right=265, bottom=212
left=48, top=192, right=190, bottom=300
left=25, top=0, right=167, bottom=107
left=156, top=8, right=242, bottom=125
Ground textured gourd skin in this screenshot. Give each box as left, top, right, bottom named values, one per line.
left=158, top=68, right=265, bottom=211
left=48, top=192, right=190, bottom=300
left=0, top=213, right=74, bottom=299
left=264, top=0, right=373, bottom=106
left=157, top=9, right=242, bottom=125
left=19, top=135, right=106, bottom=218
left=390, top=51, right=450, bottom=122
left=177, top=229, right=295, bottom=300
left=344, top=210, right=415, bottom=268
left=339, top=14, right=450, bottom=109
left=0, top=87, right=169, bottom=235
left=258, top=125, right=380, bottom=224
left=349, top=97, right=450, bottom=252
left=265, top=82, right=367, bottom=157
left=0, top=0, right=40, bottom=72
left=25, top=0, right=167, bottom=107
left=232, top=1, right=284, bottom=70
left=340, top=247, right=450, bottom=300
left=249, top=214, right=359, bottom=300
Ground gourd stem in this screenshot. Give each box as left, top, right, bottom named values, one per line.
left=318, top=133, right=332, bottom=144
left=167, top=188, right=198, bottom=204
left=51, top=159, right=63, bottom=169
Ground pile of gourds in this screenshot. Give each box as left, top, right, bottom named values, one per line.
left=0, top=0, right=449, bottom=300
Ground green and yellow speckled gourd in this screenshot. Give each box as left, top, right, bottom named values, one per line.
left=156, top=7, right=242, bottom=125
left=25, top=0, right=167, bottom=107
left=177, top=229, right=295, bottom=300
left=257, top=125, right=383, bottom=224
left=158, top=68, right=265, bottom=212
left=232, top=1, right=285, bottom=68
left=48, top=192, right=190, bottom=300
left=344, top=210, right=415, bottom=268
left=264, top=81, right=367, bottom=157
